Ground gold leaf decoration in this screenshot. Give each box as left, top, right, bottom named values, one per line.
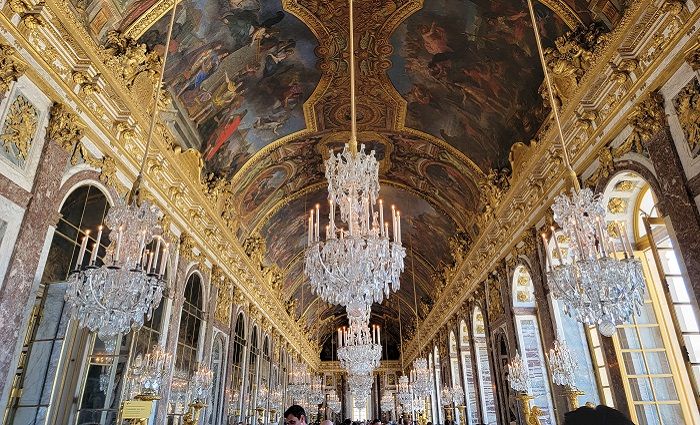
left=673, top=78, right=700, bottom=157
left=0, top=44, right=27, bottom=95
left=607, top=197, right=627, bottom=214
left=614, top=180, right=633, bottom=192
left=46, top=103, right=82, bottom=152
left=0, top=94, right=37, bottom=162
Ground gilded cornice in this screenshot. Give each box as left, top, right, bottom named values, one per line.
left=319, top=360, right=402, bottom=374
left=403, top=0, right=699, bottom=363
left=0, top=0, right=320, bottom=368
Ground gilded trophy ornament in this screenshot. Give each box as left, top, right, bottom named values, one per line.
left=0, top=94, right=37, bottom=161
left=673, top=78, right=700, bottom=156
left=72, top=70, right=100, bottom=95
left=102, top=31, right=161, bottom=89
left=0, top=44, right=27, bottom=96
left=46, top=103, right=83, bottom=152
left=626, top=91, right=666, bottom=146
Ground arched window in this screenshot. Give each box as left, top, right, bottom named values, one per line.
left=473, top=307, right=496, bottom=425
left=176, top=273, right=204, bottom=374
left=448, top=331, right=463, bottom=424
left=511, top=265, right=555, bottom=424
left=261, top=336, right=271, bottom=388
left=209, top=335, right=226, bottom=425
left=601, top=172, right=700, bottom=424
left=459, top=320, right=479, bottom=425
left=247, top=326, right=259, bottom=413
left=428, top=352, right=436, bottom=423
left=231, top=313, right=247, bottom=400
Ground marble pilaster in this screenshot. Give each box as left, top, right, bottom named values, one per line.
left=0, top=104, right=78, bottom=409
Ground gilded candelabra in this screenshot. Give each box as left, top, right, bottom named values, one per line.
left=183, top=400, right=206, bottom=425
left=547, top=339, right=585, bottom=411
left=508, top=353, right=543, bottom=425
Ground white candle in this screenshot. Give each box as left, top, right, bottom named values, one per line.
left=615, top=222, right=628, bottom=258
left=138, top=230, right=147, bottom=258
left=365, top=199, right=370, bottom=233
left=142, top=249, right=149, bottom=269
left=397, top=211, right=401, bottom=244
left=391, top=205, right=396, bottom=241
left=146, top=251, right=155, bottom=273
left=159, top=244, right=169, bottom=276
left=379, top=200, right=384, bottom=236
left=542, top=233, right=553, bottom=271
left=337, top=328, right=341, bottom=346
left=378, top=326, right=381, bottom=343
left=315, top=204, right=320, bottom=242
left=153, top=237, right=162, bottom=273
left=90, top=226, right=103, bottom=264
left=77, top=231, right=90, bottom=267
left=595, top=221, right=607, bottom=258
left=329, top=199, right=335, bottom=236
left=114, top=226, right=123, bottom=264
left=384, top=222, right=389, bottom=238
left=551, top=226, right=563, bottom=266
left=620, top=223, right=633, bottom=257
left=308, top=211, right=313, bottom=245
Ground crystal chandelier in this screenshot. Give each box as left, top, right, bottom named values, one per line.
left=303, top=0, right=405, bottom=314
left=507, top=352, right=530, bottom=393
left=189, top=364, right=214, bottom=403
left=327, top=391, right=341, bottom=413
left=66, top=199, right=165, bottom=349
left=256, top=384, right=270, bottom=409
left=440, top=386, right=453, bottom=407
left=381, top=392, right=394, bottom=412
left=288, top=360, right=310, bottom=401
left=269, top=387, right=283, bottom=411
left=348, top=373, right=374, bottom=402
left=410, top=358, right=432, bottom=398
left=309, top=375, right=325, bottom=405
left=127, top=345, right=172, bottom=399
left=525, top=0, right=644, bottom=336
left=338, top=322, right=382, bottom=376
left=547, top=339, right=577, bottom=389
left=544, top=190, right=645, bottom=336
left=65, top=0, right=180, bottom=350
left=397, top=375, right=412, bottom=406
left=451, top=384, right=464, bottom=405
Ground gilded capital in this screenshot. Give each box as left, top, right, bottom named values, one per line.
left=0, top=44, right=27, bottom=95
left=47, top=103, right=82, bottom=152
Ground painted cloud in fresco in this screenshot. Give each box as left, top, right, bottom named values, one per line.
left=389, top=0, right=567, bottom=169
left=141, top=0, right=320, bottom=178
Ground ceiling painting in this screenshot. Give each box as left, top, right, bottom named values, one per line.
left=139, top=0, right=322, bottom=178
left=388, top=0, right=568, bottom=169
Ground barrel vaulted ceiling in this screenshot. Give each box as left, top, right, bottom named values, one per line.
left=68, top=0, right=600, bottom=354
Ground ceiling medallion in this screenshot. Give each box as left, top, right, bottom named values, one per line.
left=525, top=0, right=644, bottom=337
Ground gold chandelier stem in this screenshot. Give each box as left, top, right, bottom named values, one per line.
left=348, top=0, right=358, bottom=154
left=526, top=0, right=579, bottom=192
left=138, top=0, right=179, bottom=177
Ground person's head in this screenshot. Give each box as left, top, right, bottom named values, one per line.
left=564, top=405, right=635, bottom=425
left=371, top=420, right=381, bottom=425
left=321, top=420, right=334, bottom=425
left=343, top=419, right=351, bottom=425
left=284, top=405, right=306, bottom=425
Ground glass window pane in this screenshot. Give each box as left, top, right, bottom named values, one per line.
left=666, top=276, right=690, bottom=303
left=684, top=335, right=700, bottom=363
left=619, top=328, right=641, bottom=349
left=675, top=305, right=700, bottom=332
left=658, top=404, right=684, bottom=424
left=635, top=404, right=661, bottom=425
left=638, top=327, right=664, bottom=349
left=629, top=377, right=654, bottom=401
left=651, top=377, right=679, bottom=401
left=644, top=352, right=672, bottom=375
left=623, top=352, right=648, bottom=375
left=635, top=303, right=658, bottom=325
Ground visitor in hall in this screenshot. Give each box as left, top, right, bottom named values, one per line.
left=321, top=419, right=334, bottom=425
left=285, top=405, right=307, bottom=425
left=563, top=404, right=636, bottom=425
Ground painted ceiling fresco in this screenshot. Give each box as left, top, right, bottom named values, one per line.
left=389, top=0, right=568, bottom=169
left=76, top=0, right=602, bottom=343
left=140, top=0, right=321, bottom=178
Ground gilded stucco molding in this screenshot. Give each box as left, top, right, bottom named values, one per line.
left=46, top=102, right=82, bottom=151
left=0, top=44, right=27, bottom=95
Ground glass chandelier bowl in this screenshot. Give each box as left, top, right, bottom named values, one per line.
left=269, top=387, right=283, bottom=411
left=348, top=373, right=373, bottom=401
left=257, top=384, right=270, bottom=409
left=128, top=345, right=172, bottom=398
left=66, top=195, right=166, bottom=349
left=397, top=375, right=412, bottom=406
left=546, top=188, right=645, bottom=335
left=547, top=339, right=578, bottom=389
left=410, top=358, right=432, bottom=398
left=189, top=364, right=214, bottom=404
left=507, top=352, right=530, bottom=393
left=381, top=392, right=394, bottom=412
left=337, top=322, right=382, bottom=376
left=327, top=391, right=341, bottom=413
left=440, top=386, right=453, bottom=407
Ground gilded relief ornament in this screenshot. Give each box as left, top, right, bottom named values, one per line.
left=673, top=78, right=700, bottom=157
left=625, top=91, right=666, bottom=147
left=614, top=180, right=634, bottom=192
left=0, top=94, right=37, bottom=161
left=8, top=0, right=45, bottom=29
left=607, top=197, right=627, bottom=214
left=179, top=233, right=199, bottom=262
left=0, top=44, right=27, bottom=96
left=448, top=231, right=472, bottom=264
left=46, top=103, right=83, bottom=151
left=585, top=147, right=614, bottom=188
left=262, top=265, right=284, bottom=292
left=610, top=58, right=638, bottom=84
left=213, top=266, right=233, bottom=325
left=486, top=280, right=503, bottom=319
left=242, top=233, right=266, bottom=269
left=102, top=31, right=161, bottom=89
left=685, top=37, right=700, bottom=71
left=72, top=70, right=100, bottom=95
left=478, top=168, right=511, bottom=221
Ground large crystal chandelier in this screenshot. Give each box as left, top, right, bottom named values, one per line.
left=397, top=375, right=412, bottom=406
left=507, top=352, right=530, bottom=393
left=303, top=0, right=405, bottom=315
left=380, top=392, right=394, bottom=412
left=348, top=373, right=374, bottom=402
left=337, top=321, right=382, bottom=376
left=547, top=339, right=577, bottom=388
left=66, top=197, right=165, bottom=349
left=327, top=391, right=341, bottom=413
left=410, top=358, right=432, bottom=398
left=309, top=375, right=325, bottom=405
left=525, top=0, right=644, bottom=337
left=288, top=360, right=310, bottom=401
left=64, top=0, right=182, bottom=350
left=126, top=345, right=172, bottom=399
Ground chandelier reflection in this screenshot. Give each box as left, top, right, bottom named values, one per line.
left=302, top=0, right=405, bottom=315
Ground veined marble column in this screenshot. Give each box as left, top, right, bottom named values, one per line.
left=0, top=103, right=81, bottom=411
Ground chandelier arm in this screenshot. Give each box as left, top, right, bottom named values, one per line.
left=136, top=0, right=180, bottom=179
left=87, top=272, right=108, bottom=311
left=348, top=0, right=358, bottom=154
left=525, top=0, right=579, bottom=192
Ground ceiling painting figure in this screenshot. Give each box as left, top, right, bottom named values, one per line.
left=389, top=0, right=568, bottom=169
left=140, top=0, right=321, bottom=178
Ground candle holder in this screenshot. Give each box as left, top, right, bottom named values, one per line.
left=457, top=405, right=466, bottom=424
left=183, top=400, right=206, bottom=425
left=255, top=407, right=266, bottom=425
